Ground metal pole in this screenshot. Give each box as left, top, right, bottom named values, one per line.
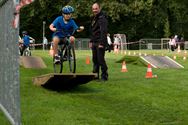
left=43, top=21, right=46, bottom=50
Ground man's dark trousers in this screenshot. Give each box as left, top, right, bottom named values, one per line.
left=92, top=42, right=108, bottom=80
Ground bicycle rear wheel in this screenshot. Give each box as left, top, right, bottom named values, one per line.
left=23, top=49, right=31, bottom=56
left=67, top=45, right=76, bottom=73
left=53, top=53, right=63, bottom=73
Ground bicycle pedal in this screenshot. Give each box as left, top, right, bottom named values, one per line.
left=63, top=57, right=67, bottom=61
left=54, top=60, right=61, bottom=64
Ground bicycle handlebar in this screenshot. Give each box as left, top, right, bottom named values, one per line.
left=55, top=29, right=76, bottom=37
left=55, top=25, right=84, bottom=37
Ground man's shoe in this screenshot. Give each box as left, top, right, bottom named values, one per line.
left=101, top=78, right=108, bottom=82
left=54, top=55, right=60, bottom=64
left=101, top=73, right=108, bottom=81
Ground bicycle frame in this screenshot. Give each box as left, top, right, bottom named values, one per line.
left=53, top=36, right=76, bottom=73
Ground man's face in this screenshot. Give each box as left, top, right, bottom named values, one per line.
left=63, top=13, right=72, bottom=20
left=92, top=4, right=100, bottom=16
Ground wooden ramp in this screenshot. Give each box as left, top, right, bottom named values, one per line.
left=33, top=73, right=97, bottom=90
left=20, top=56, right=47, bottom=69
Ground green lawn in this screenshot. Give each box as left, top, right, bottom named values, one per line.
left=0, top=111, right=10, bottom=125
left=1, top=50, right=188, bottom=125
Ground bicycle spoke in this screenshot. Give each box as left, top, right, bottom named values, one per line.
left=68, top=45, right=76, bottom=73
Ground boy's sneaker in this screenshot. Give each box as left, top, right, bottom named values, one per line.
left=70, top=55, right=74, bottom=60
left=54, top=55, right=60, bottom=64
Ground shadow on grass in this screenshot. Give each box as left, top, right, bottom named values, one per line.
left=41, top=75, right=101, bottom=93
left=33, top=73, right=97, bottom=92
left=43, top=83, right=103, bottom=94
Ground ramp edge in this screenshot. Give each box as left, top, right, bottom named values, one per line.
left=165, top=56, right=184, bottom=68
left=20, top=56, right=47, bottom=69
left=32, top=74, right=54, bottom=86
left=140, top=56, right=157, bottom=68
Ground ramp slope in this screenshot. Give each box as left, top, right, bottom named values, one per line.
left=140, top=56, right=184, bottom=68
left=20, top=56, right=47, bottom=68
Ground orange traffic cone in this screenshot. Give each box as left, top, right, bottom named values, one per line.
left=114, top=47, right=119, bottom=54
left=133, top=51, right=136, bottom=55
left=183, top=51, right=187, bottom=60
left=145, top=64, right=157, bottom=78
left=183, top=54, right=186, bottom=60
left=121, top=61, right=128, bottom=72
left=183, top=56, right=186, bottom=60
left=124, top=51, right=127, bottom=55
left=86, top=56, right=90, bottom=64
left=173, top=55, right=176, bottom=60
left=177, top=45, right=181, bottom=53
left=128, top=51, right=131, bottom=55
left=49, top=44, right=54, bottom=57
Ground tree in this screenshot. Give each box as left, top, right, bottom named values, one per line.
left=164, top=17, right=171, bottom=38
left=20, top=0, right=188, bottom=43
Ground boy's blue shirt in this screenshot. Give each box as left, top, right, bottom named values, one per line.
left=22, top=35, right=30, bottom=47
left=52, top=16, right=79, bottom=38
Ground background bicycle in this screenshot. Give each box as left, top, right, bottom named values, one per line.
left=19, top=43, right=31, bottom=56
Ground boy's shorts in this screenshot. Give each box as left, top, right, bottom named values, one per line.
left=53, top=36, right=70, bottom=45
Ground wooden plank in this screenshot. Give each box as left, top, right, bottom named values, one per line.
left=32, top=74, right=54, bottom=86
left=32, top=73, right=75, bottom=86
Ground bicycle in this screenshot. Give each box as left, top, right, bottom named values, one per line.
left=53, top=36, right=76, bottom=73
left=23, top=46, right=31, bottom=56
left=19, top=43, right=31, bottom=56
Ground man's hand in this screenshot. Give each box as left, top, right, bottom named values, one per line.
left=77, top=26, right=84, bottom=32
left=80, top=26, right=84, bottom=30
left=89, top=42, right=92, bottom=48
left=98, top=44, right=104, bottom=48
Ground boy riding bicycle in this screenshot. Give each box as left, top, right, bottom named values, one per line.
left=49, top=5, right=84, bottom=64
left=19, top=31, right=35, bottom=56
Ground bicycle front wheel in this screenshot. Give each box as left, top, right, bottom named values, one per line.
left=53, top=56, right=63, bottom=73
left=23, top=49, right=31, bottom=56
left=67, top=45, right=76, bottom=73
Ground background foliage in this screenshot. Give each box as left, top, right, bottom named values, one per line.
left=20, top=0, right=188, bottom=43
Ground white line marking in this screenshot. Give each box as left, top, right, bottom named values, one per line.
left=140, top=56, right=157, bottom=68
left=165, top=56, right=184, bottom=68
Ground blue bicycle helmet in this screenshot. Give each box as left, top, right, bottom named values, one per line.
left=62, top=5, right=74, bottom=14
left=22, top=31, right=27, bottom=35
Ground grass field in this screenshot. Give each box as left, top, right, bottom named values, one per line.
left=1, top=50, right=188, bottom=125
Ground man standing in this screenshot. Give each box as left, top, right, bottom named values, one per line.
left=43, top=36, right=48, bottom=50
left=90, top=3, right=108, bottom=81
